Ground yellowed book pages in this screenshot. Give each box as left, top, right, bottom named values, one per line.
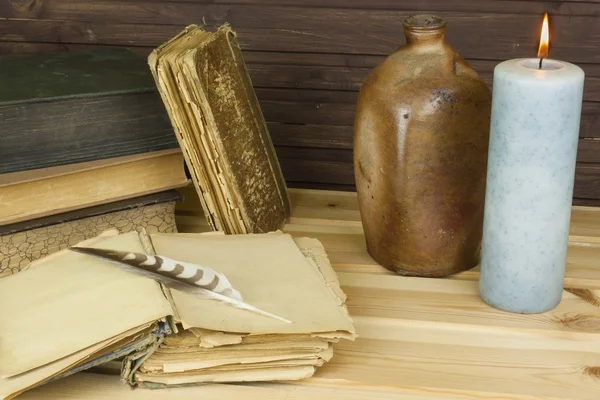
left=150, top=346, right=322, bottom=360
left=160, top=338, right=329, bottom=353
left=139, top=358, right=328, bottom=385
left=0, top=324, right=154, bottom=400
left=149, top=231, right=356, bottom=336
left=172, top=357, right=326, bottom=372
left=165, top=328, right=243, bottom=348
left=0, top=231, right=174, bottom=378
left=0, top=149, right=188, bottom=225
left=143, top=356, right=329, bottom=377
left=147, top=345, right=328, bottom=364
left=148, top=27, right=230, bottom=232
left=165, top=328, right=341, bottom=349
left=136, top=365, right=316, bottom=386
left=143, top=345, right=332, bottom=374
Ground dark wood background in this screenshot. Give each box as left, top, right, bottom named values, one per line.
left=1, top=0, right=599, bottom=204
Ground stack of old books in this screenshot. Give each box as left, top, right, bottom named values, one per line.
left=149, top=24, right=291, bottom=235
left=0, top=229, right=355, bottom=398
left=0, top=48, right=189, bottom=277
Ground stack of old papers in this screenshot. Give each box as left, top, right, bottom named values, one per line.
left=0, top=229, right=355, bottom=398
left=132, top=232, right=356, bottom=387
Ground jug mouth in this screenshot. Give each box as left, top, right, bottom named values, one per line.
left=403, top=15, right=446, bottom=31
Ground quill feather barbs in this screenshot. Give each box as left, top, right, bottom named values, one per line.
left=69, top=247, right=291, bottom=323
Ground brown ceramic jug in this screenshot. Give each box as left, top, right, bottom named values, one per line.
left=353, top=15, right=491, bottom=277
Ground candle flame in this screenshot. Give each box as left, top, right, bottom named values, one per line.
left=537, top=13, right=549, bottom=58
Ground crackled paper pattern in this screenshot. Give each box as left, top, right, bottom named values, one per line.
left=0, top=202, right=177, bottom=278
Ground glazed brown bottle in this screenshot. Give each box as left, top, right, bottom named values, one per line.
left=353, top=15, right=492, bottom=277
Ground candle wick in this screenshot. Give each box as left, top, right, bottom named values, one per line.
left=538, top=57, right=544, bottom=70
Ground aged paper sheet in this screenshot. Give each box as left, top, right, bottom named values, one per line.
left=149, top=232, right=355, bottom=335
left=0, top=231, right=173, bottom=378
left=0, top=323, right=155, bottom=400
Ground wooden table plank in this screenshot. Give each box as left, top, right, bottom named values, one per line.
left=320, top=317, right=600, bottom=400
left=17, top=370, right=552, bottom=400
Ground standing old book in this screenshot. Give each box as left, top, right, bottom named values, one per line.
left=0, top=48, right=178, bottom=174
left=148, top=24, right=291, bottom=235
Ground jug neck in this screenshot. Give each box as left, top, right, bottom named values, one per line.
left=403, top=15, right=446, bottom=46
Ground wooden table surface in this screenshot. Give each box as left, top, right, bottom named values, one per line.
left=19, top=188, right=600, bottom=399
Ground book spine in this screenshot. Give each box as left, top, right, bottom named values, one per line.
left=225, top=29, right=291, bottom=220
left=0, top=92, right=178, bottom=174
left=0, top=150, right=188, bottom=225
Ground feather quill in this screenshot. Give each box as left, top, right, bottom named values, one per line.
left=69, top=246, right=291, bottom=323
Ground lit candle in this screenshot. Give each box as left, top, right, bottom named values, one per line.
left=479, top=14, right=585, bottom=313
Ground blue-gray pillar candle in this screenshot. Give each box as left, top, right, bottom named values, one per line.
left=479, top=58, right=584, bottom=314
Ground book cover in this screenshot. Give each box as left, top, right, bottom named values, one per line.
left=0, top=48, right=178, bottom=173
left=0, top=149, right=189, bottom=226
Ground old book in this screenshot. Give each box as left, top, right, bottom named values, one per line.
left=0, top=190, right=182, bottom=278
left=0, top=149, right=189, bottom=226
left=0, top=48, right=178, bottom=174
left=0, top=230, right=355, bottom=399
left=148, top=24, right=291, bottom=235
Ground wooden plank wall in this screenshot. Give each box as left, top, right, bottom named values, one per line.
left=1, top=0, right=599, bottom=204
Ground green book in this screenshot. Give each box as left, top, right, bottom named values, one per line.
left=0, top=48, right=178, bottom=174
